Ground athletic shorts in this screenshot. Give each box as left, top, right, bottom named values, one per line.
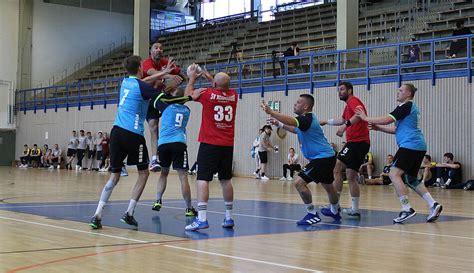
left=96, top=151, right=103, bottom=161
left=146, top=101, right=162, bottom=121
left=66, top=149, right=76, bottom=157
left=258, top=151, right=268, bottom=163
left=197, top=143, right=233, bottom=181
left=51, top=157, right=59, bottom=163
left=299, top=156, right=336, bottom=184
left=109, top=126, right=149, bottom=173
left=158, top=142, right=189, bottom=170
left=337, top=141, right=370, bottom=171
left=382, top=175, right=392, bottom=185
left=392, top=147, right=426, bottom=178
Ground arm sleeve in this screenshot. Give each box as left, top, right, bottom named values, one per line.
left=295, top=114, right=312, bottom=132
left=389, top=102, right=412, bottom=121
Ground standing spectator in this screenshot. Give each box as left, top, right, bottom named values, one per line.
left=407, top=38, right=421, bottom=63
left=29, top=144, right=42, bottom=167
left=365, top=154, right=393, bottom=185
left=281, top=41, right=301, bottom=74
left=420, top=154, right=437, bottom=187
left=66, top=130, right=78, bottom=170
left=100, top=132, right=110, bottom=172
left=95, top=131, right=104, bottom=170
left=280, top=147, right=301, bottom=181
left=435, top=153, right=462, bottom=189
left=252, top=128, right=263, bottom=178
left=19, top=144, right=30, bottom=168
left=448, top=19, right=472, bottom=58
left=76, top=130, right=87, bottom=171
left=49, top=144, right=62, bottom=169
left=257, top=125, right=277, bottom=181
left=85, top=131, right=96, bottom=170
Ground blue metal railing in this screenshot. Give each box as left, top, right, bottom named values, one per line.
left=16, top=34, right=474, bottom=113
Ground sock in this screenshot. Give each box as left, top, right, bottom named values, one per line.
left=197, top=202, right=207, bottom=221
left=225, top=202, right=233, bottom=220
left=352, top=197, right=360, bottom=212
left=422, top=192, right=436, bottom=207
left=152, top=155, right=157, bottom=161
left=94, top=180, right=116, bottom=218
left=255, top=169, right=260, bottom=174
left=399, top=195, right=412, bottom=211
left=94, top=201, right=106, bottom=219
left=305, top=203, right=316, bottom=215
left=445, top=179, right=452, bottom=186
left=436, top=178, right=441, bottom=184
left=126, top=199, right=137, bottom=216
left=330, top=203, right=340, bottom=214
left=261, top=172, right=265, bottom=177
left=368, top=176, right=372, bottom=179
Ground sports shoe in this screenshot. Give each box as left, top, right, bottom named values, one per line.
left=427, top=202, right=443, bottom=223
left=185, top=218, right=209, bottom=231
left=149, top=159, right=161, bottom=172
left=120, top=213, right=138, bottom=227
left=48, top=165, right=54, bottom=169
left=393, top=208, right=416, bottom=224
left=120, top=166, right=128, bottom=177
left=254, top=172, right=261, bottom=179
left=320, top=207, right=342, bottom=220
left=279, top=176, right=288, bottom=181
left=342, top=208, right=361, bottom=217
left=261, top=175, right=270, bottom=181
left=296, top=213, right=321, bottom=225
left=89, top=216, right=102, bottom=229
left=287, top=176, right=294, bottom=181
left=464, top=181, right=473, bottom=191
left=185, top=207, right=198, bottom=217
left=222, top=218, right=235, bottom=228
left=152, top=200, right=162, bottom=211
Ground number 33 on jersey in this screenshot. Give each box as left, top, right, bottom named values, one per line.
left=196, top=88, right=238, bottom=147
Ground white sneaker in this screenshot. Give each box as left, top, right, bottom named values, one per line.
left=261, top=175, right=270, bottom=181
left=48, top=166, right=54, bottom=169
left=279, top=176, right=287, bottom=181
left=286, top=177, right=293, bottom=181
left=253, top=172, right=260, bottom=179
left=75, top=165, right=79, bottom=171
left=342, top=208, right=361, bottom=217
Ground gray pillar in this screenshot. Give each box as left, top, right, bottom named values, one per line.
left=336, top=0, right=358, bottom=51
left=17, top=0, right=33, bottom=90
left=133, top=0, right=150, bottom=59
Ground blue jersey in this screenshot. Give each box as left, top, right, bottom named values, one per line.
left=158, top=103, right=190, bottom=146
left=294, top=113, right=335, bottom=160
left=389, top=101, right=427, bottom=151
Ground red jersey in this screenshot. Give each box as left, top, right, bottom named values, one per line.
left=196, top=87, right=238, bottom=147
left=342, top=96, right=370, bottom=143
left=141, top=57, right=181, bottom=78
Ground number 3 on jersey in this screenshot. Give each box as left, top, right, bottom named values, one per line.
left=214, top=105, right=233, bottom=122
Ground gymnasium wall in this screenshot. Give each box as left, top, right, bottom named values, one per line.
left=31, top=1, right=133, bottom=87
left=15, top=78, right=473, bottom=179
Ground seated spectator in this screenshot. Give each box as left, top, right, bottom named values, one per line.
left=365, top=154, right=393, bottom=185
left=40, top=144, right=51, bottom=168
left=19, top=144, right=31, bottom=168
left=49, top=144, right=62, bottom=169
left=435, top=152, right=462, bottom=189
left=281, top=41, right=301, bottom=74
left=29, top=144, right=42, bottom=167
left=420, top=154, right=437, bottom=187
left=280, top=148, right=301, bottom=181
left=448, top=19, right=472, bottom=58
left=358, top=151, right=375, bottom=181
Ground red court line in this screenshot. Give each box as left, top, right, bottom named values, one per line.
left=6, top=243, right=158, bottom=273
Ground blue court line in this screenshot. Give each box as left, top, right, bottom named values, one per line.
left=0, top=199, right=471, bottom=240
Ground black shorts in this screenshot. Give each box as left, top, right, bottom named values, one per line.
left=96, top=151, right=103, bottom=161
left=146, top=101, right=162, bottom=121
left=258, top=151, right=268, bottom=163
left=299, top=156, right=336, bottom=184
left=87, top=149, right=96, bottom=159
left=392, top=147, right=426, bottom=178
left=51, top=157, right=59, bottom=163
left=158, top=142, right=189, bottom=170
left=109, top=126, right=149, bottom=173
left=382, top=175, right=391, bottom=185
left=67, top=149, right=76, bottom=157
left=197, top=143, right=233, bottom=181
left=337, top=141, right=370, bottom=171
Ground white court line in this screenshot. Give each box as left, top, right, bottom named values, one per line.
left=0, top=215, right=148, bottom=243
left=164, top=245, right=323, bottom=272
left=1, top=202, right=473, bottom=240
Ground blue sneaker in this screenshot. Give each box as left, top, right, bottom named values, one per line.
left=222, top=218, right=235, bottom=228
left=320, top=206, right=342, bottom=220
left=185, top=218, right=209, bottom=231
left=296, top=213, right=321, bottom=225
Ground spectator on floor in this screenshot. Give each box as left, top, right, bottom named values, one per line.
left=420, top=154, right=437, bottom=187
left=49, top=144, right=62, bottom=169
left=448, top=19, right=472, bottom=58
left=435, top=152, right=462, bottom=189
left=365, top=154, right=394, bottom=185
left=280, top=147, right=301, bottom=181
left=19, top=144, right=31, bottom=168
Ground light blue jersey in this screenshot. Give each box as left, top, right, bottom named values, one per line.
left=389, top=101, right=427, bottom=151
left=295, top=113, right=335, bottom=160
left=113, top=77, right=150, bottom=136
left=158, top=104, right=190, bottom=146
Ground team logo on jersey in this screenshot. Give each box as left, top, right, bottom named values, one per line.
left=210, top=93, right=236, bottom=102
